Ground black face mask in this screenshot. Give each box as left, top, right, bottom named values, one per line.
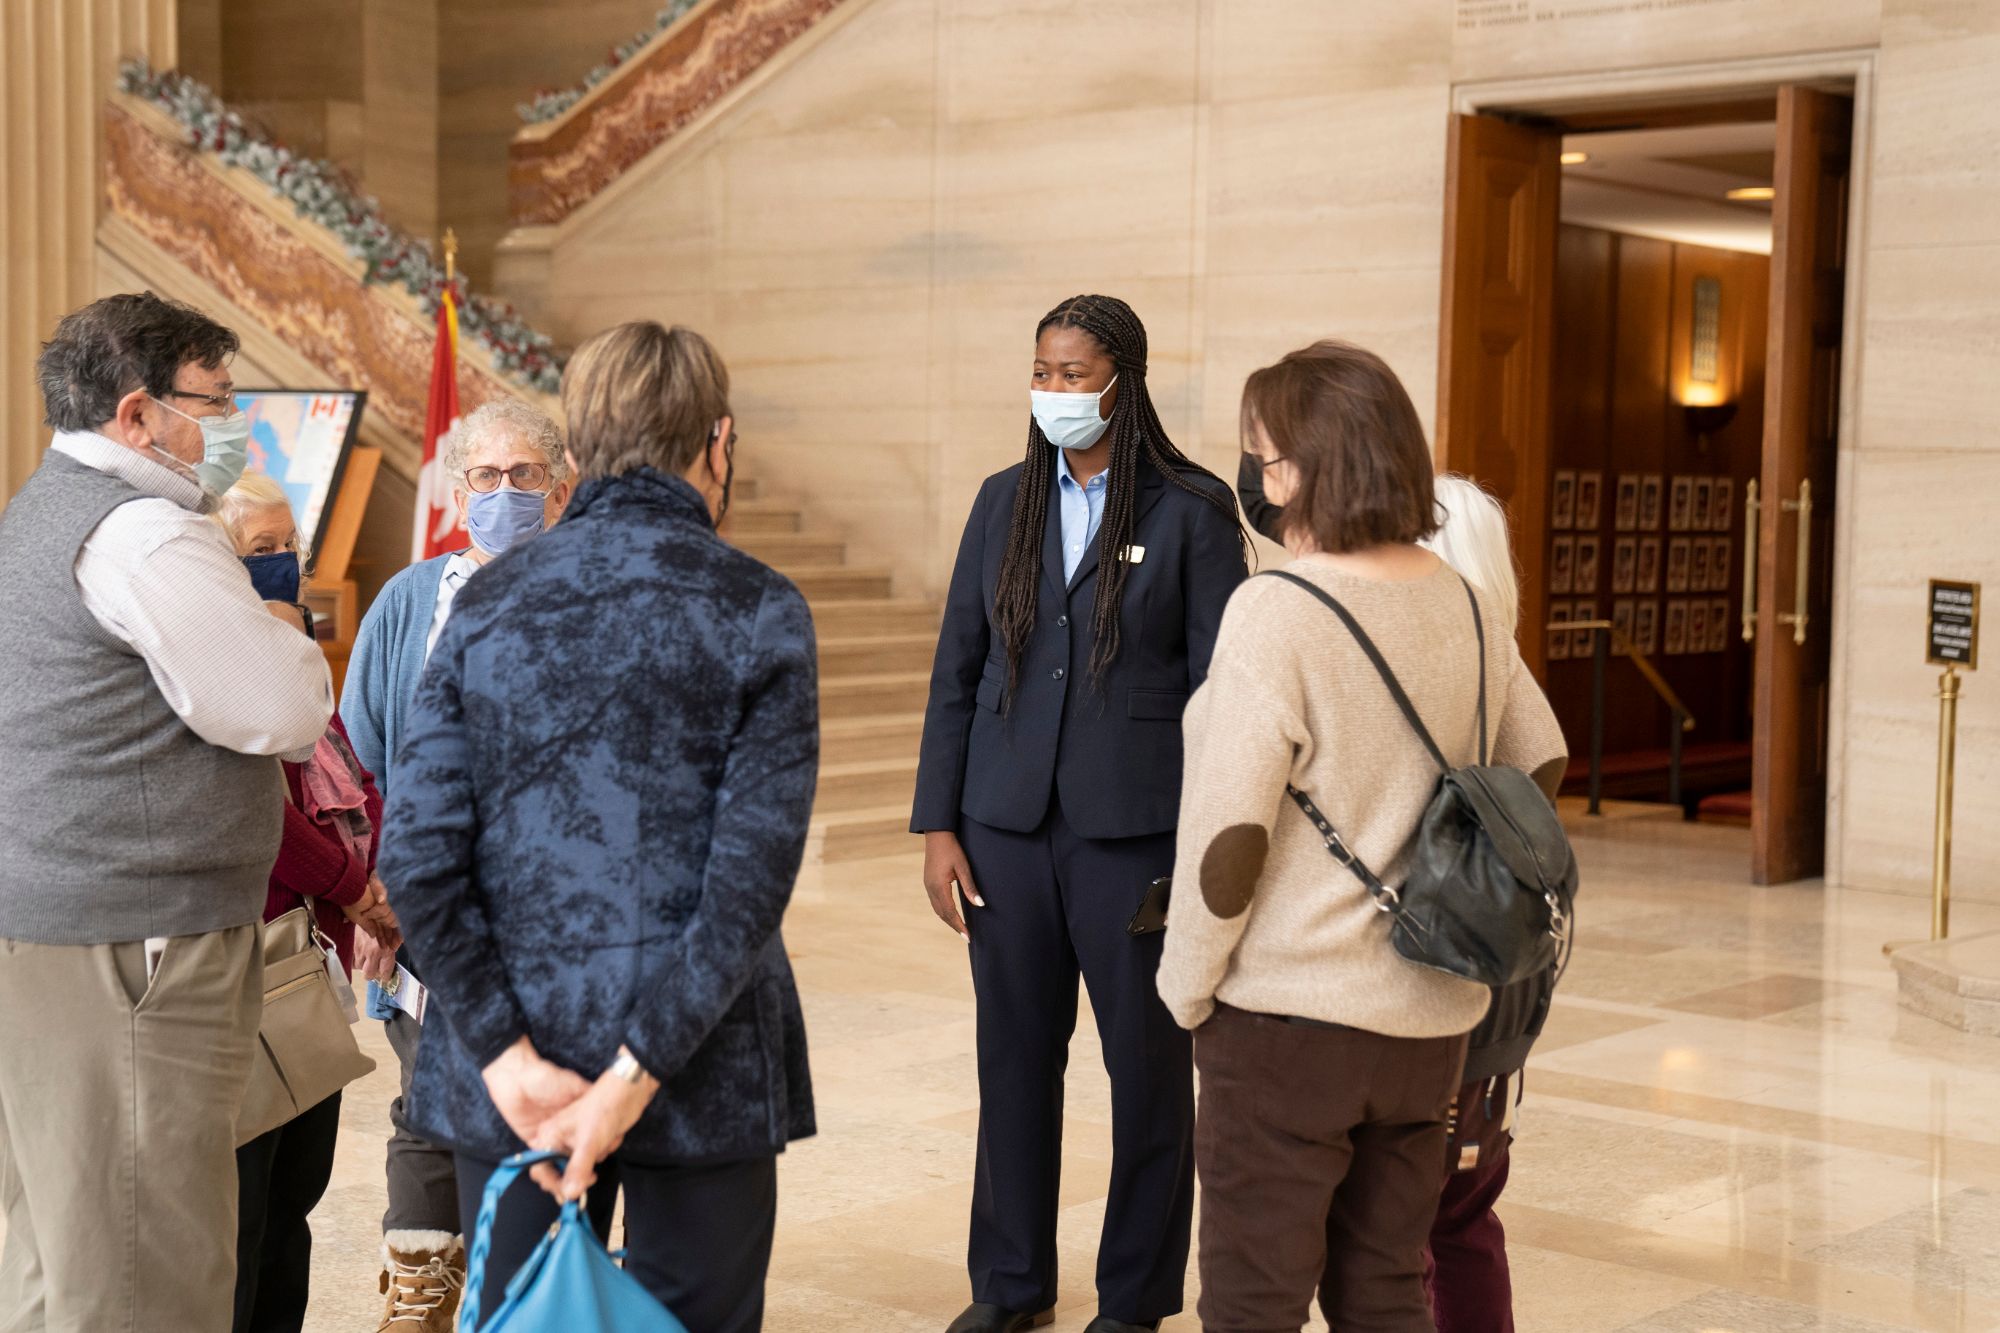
left=242, top=550, right=301, bottom=604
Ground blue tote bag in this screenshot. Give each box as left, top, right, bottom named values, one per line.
left=460, top=1150, right=689, bottom=1333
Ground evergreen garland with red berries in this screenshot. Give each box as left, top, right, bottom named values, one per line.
left=119, top=59, right=565, bottom=395
left=515, top=0, right=702, bottom=124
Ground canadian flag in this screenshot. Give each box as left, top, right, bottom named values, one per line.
left=410, top=289, right=462, bottom=562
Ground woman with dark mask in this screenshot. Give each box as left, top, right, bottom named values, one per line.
left=212, top=474, right=399, bottom=1333
left=912, top=295, right=1248, bottom=1333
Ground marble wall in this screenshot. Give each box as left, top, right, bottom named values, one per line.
left=512, top=0, right=1999, bottom=902
left=1835, top=1, right=2000, bottom=903
left=526, top=0, right=1455, bottom=592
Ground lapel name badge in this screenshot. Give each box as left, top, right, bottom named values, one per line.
left=1121, top=545, right=1146, bottom=565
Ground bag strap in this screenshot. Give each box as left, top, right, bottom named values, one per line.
left=1468, top=579, right=1489, bottom=766
left=1261, top=569, right=1488, bottom=769
left=461, top=1149, right=567, bottom=1333
left=1286, top=784, right=1399, bottom=914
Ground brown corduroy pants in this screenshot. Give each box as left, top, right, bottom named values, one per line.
left=1193, top=1004, right=1468, bottom=1333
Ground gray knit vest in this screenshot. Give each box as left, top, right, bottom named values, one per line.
left=0, top=450, right=282, bottom=944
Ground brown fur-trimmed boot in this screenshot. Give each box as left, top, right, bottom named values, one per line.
left=376, top=1232, right=465, bottom=1331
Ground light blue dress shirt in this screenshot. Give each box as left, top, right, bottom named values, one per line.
left=1054, top=448, right=1108, bottom=583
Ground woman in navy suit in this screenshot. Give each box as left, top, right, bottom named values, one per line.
left=911, top=295, right=1248, bottom=1333
left=380, top=322, right=818, bottom=1333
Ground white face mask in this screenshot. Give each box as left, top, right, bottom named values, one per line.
left=1030, top=375, right=1116, bottom=451
left=152, top=395, right=252, bottom=495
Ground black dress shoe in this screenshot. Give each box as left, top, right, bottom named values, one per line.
left=946, top=1302, right=1056, bottom=1333
left=1083, top=1320, right=1160, bottom=1333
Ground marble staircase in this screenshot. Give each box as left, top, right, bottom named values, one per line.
left=722, top=479, right=931, bottom=864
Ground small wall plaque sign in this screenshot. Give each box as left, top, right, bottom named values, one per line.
left=1927, top=580, right=1979, bottom=669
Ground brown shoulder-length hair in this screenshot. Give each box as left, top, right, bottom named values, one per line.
left=562, top=321, right=730, bottom=480
left=1240, top=340, right=1437, bottom=553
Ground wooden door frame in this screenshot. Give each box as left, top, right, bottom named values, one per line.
left=1448, top=51, right=1876, bottom=887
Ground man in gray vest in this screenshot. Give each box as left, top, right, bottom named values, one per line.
left=0, top=292, right=334, bottom=1331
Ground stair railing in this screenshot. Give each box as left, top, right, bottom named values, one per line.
left=1556, top=619, right=1697, bottom=816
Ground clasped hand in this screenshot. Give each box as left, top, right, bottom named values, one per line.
left=482, top=1036, right=659, bottom=1202
left=340, top=874, right=401, bottom=948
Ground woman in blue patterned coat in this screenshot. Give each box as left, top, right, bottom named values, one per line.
left=379, top=321, right=819, bottom=1333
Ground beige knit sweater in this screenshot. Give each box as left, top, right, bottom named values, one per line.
left=1157, top=558, right=1567, bottom=1037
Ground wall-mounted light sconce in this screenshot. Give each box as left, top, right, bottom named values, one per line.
left=1684, top=400, right=1738, bottom=453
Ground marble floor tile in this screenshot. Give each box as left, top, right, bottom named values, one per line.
left=1613, top=1287, right=1945, bottom=1333
left=1807, top=1187, right=2000, bottom=1301
left=1663, top=972, right=1858, bottom=1020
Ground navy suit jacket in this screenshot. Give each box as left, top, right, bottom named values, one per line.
left=911, top=458, right=1247, bottom=841
left=380, top=468, right=818, bottom=1165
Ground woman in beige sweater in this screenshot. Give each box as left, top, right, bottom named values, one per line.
left=1158, top=341, right=1565, bottom=1332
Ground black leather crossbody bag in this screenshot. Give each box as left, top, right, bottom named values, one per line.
left=1265, top=570, right=1578, bottom=988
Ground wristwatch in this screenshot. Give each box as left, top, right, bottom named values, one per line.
left=608, top=1048, right=648, bottom=1085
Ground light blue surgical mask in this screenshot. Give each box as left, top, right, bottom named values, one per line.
left=152, top=395, right=252, bottom=495
left=1030, top=376, right=1117, bottom=451
left=465, top=486, right=550, bottom=556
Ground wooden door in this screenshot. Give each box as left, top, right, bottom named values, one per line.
left=1752, top=87, right=1850, bottom=884
left=1437, top=114, right=1563, bottom=672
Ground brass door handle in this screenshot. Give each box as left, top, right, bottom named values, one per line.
left=1777, top=478, right=1812, bottom=646
left=1741, top=478, right=1759, bottom=643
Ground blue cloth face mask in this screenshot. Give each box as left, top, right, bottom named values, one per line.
left=241, top=550, right=302, bottom=604
left=1030, top=376, right=1117, bottom=451
left=153, top=396, right=252, bottom=495
left=465, top=486, right=549, bottom=556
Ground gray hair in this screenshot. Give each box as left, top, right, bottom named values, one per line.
left=440, top=398, right=569, bottom=492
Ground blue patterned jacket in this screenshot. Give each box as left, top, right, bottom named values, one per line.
left=379, top=467, right=819, bottom=1164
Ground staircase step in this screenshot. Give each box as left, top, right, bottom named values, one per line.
left=804, top=805, right=917, bottom=864
left=815, top=756, right=919, bottom=813
left=734, top=532, right=848, bottom=568
left=822, top=671, right=931, bottom=719
left=820, top=633, right=935, bottom=677
left=722, top=501, right=803, bottom=535
left=811, top=598, right=939, bottom=638
left=821, top=714, right=925, bottom=765
left=793, top=566, right=895, bottom=602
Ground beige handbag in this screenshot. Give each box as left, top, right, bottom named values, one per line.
left=236, top=905, right=377, bottom=1146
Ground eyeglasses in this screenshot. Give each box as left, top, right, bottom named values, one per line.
left=1243, top=451, right=1287, bottom=471
left=162, top=388, right=239, bottom=413
left=462, top=463, right=552, bottom=493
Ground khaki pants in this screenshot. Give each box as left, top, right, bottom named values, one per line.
left=0, top=924, right=261, bottom=1333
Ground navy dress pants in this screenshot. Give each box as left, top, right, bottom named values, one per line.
left=959, top=804, right=1194, bottom=1323
left=456, top=1153, right=774, bottom=1333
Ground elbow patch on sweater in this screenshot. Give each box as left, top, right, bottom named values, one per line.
left=1200, top=824, right=1268, bottom=919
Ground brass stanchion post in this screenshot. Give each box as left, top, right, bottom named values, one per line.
left=1932, top=664, right=1960, bottom=941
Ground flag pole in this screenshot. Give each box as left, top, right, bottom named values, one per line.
left=443, top=227, right=457, bottom=286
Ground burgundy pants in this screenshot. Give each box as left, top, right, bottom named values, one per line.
left=1192, top=1005, right=1467, bottom=1333
left=1425, top=1073, right=1516, bottom=1333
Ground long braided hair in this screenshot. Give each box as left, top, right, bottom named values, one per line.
left=994, top=295, right=1247, bottom=695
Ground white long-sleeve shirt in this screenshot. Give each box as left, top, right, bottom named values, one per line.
left=50, top=430, right=332, bottom=762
